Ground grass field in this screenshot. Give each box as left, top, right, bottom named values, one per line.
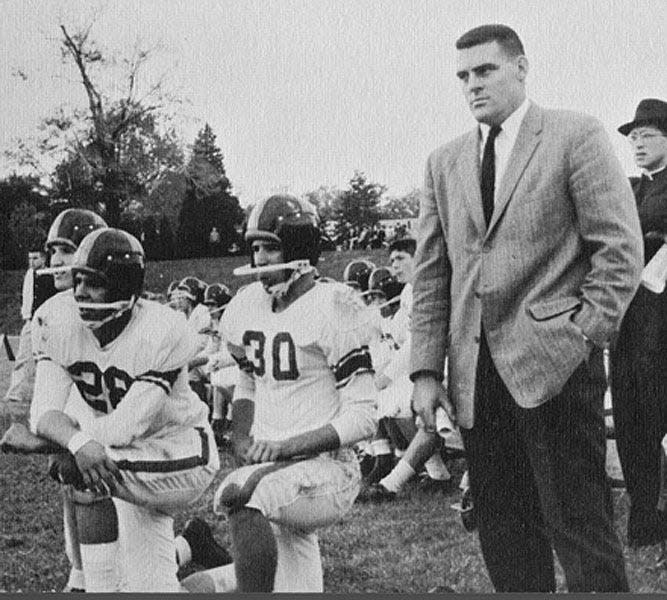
left=2, top=251, right=667, bottom=592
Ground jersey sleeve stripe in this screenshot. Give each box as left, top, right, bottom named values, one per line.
left=135, top=368, right=181, bottom=394
left=114, top=427, right=210, bottom=473
left=332, top=345, right=373, bottom=387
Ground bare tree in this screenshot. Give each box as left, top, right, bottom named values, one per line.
left=7, top=22, right=184, bottom=226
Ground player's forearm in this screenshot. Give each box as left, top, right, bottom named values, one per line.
left=35, top=410, right=81, bottom=449
left=281, top=424, right=341, bottom=458
left=189, top=355, right=209, bottom=369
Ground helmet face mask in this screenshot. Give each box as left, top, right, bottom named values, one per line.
left=71, top=228, right=144, bottom=330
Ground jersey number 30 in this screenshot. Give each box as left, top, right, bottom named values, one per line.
left=242, top=331, right=299, bottom=380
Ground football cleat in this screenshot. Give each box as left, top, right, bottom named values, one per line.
left=356, top=483, right=397, bottom=503
left=181, top=518, right=232, bottom=569
left=451, top=488, right=476, bottom=532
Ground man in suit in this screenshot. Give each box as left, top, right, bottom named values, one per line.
left=611, top=98, right=667, bottom=548
left=410, top=24, right=643, bottom=592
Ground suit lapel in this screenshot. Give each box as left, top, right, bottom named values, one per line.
left=456, top=130, right=487, bottom=235
left=487, top=104, right=543, bottom=235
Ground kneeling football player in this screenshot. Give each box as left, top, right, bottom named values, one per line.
left=26, top=228, right=220, bottom=592
left=181, top=195, right=378, bottom=593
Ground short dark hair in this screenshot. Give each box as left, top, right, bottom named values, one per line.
left=388, top=237, right=416, bottom=257
left=456, top=24, right=525, bottom=57
left=29, top=238, right=47, bottom=253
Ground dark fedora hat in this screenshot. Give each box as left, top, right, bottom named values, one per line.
left=618, top=98, right=667, bottom=135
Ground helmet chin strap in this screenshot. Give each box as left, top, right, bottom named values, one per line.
left=77, top=297, right=137, bottom=330
left=265, top=267, right=311, bottom=300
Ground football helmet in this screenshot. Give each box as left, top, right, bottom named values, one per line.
left=46, top=209, right=107, bottom=251
left=174, top=276, right=207, bottom=305
left=71, top=228, right=145, bottom=329
left=235, top=194, right=321, bottom=297
left=203, top=283, right=233, bottom=315
left=368, top=266, right=404, bottom=305
left=343, top=259, right=376, bottom=292
left=166, top=279, right=179, bottom=297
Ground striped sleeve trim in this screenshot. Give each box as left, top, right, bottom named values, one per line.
left=332, top=345, right=374, bottom=388
left=135, top=368, right=181, bottom=394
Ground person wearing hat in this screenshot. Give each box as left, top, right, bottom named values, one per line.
left=611, top=98, right=667, bottom=548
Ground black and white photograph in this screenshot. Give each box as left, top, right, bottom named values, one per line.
left=0, top=0, right=666, bottom=593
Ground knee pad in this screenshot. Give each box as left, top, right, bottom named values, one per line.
left=214, top=463, right=294, bottom=514
left=75, top=498, right=118, bottom=544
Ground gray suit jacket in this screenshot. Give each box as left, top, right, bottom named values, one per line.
left=410, top=103, right=643, bottom=429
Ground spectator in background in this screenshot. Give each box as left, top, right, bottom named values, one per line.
left=209, top=227, right=221, bottom=257
left=611, top=98, right=667, bottom=548
left=410, top=24, right=642, bottom=592
left=1, top=242, right=54, bottom=425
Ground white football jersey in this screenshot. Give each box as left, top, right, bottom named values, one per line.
left=31, top=291, right=208, bottom=443
left=221, top=280, right=375, bottom=441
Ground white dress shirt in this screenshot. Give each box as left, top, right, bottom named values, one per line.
left=479, top=97, right=531, bottom=204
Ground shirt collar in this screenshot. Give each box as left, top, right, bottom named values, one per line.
left=479, top=97, right=531, bottom=146
left=642, top=165, right=667, bottom=181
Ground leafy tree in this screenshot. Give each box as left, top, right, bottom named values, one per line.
left=335, top=170, right=386, bottom=229
left=302, top=185, right=341, bottom=222
left=378, top=188, right=421, bottom=220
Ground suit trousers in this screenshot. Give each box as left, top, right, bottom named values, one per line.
left=610, top=285, right=667, bottom=542
left=461, top=334, right=628, bottom=592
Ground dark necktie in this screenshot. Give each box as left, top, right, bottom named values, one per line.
left=480, top=125, right=502, bottom=227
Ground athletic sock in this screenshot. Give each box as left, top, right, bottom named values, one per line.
left=380, top=459, right=416, bottom=493
left=174, top=535, right=192, bottom=567
left=66, top=568, right=85, bottom=591
left=424, top=453, right=451, bottom=481
left=370, top=438, right=391, bottom=456
left=80, top=542, right=120, bottom=592
left=212, top=390, right=224, bottom=420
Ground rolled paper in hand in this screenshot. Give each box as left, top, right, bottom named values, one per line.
left=641, top=243, right=667, bottom=294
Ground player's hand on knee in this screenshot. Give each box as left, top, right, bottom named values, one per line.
left=73, top=440, right=123, bottom=494
left=245, top=439, right=284, bottom=464
left=231, top=433, right=253, bottom=466
left=48, top=453, right=85, bottom=489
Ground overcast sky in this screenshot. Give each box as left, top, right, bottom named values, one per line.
left=1, top=0, right=665, bottom=205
